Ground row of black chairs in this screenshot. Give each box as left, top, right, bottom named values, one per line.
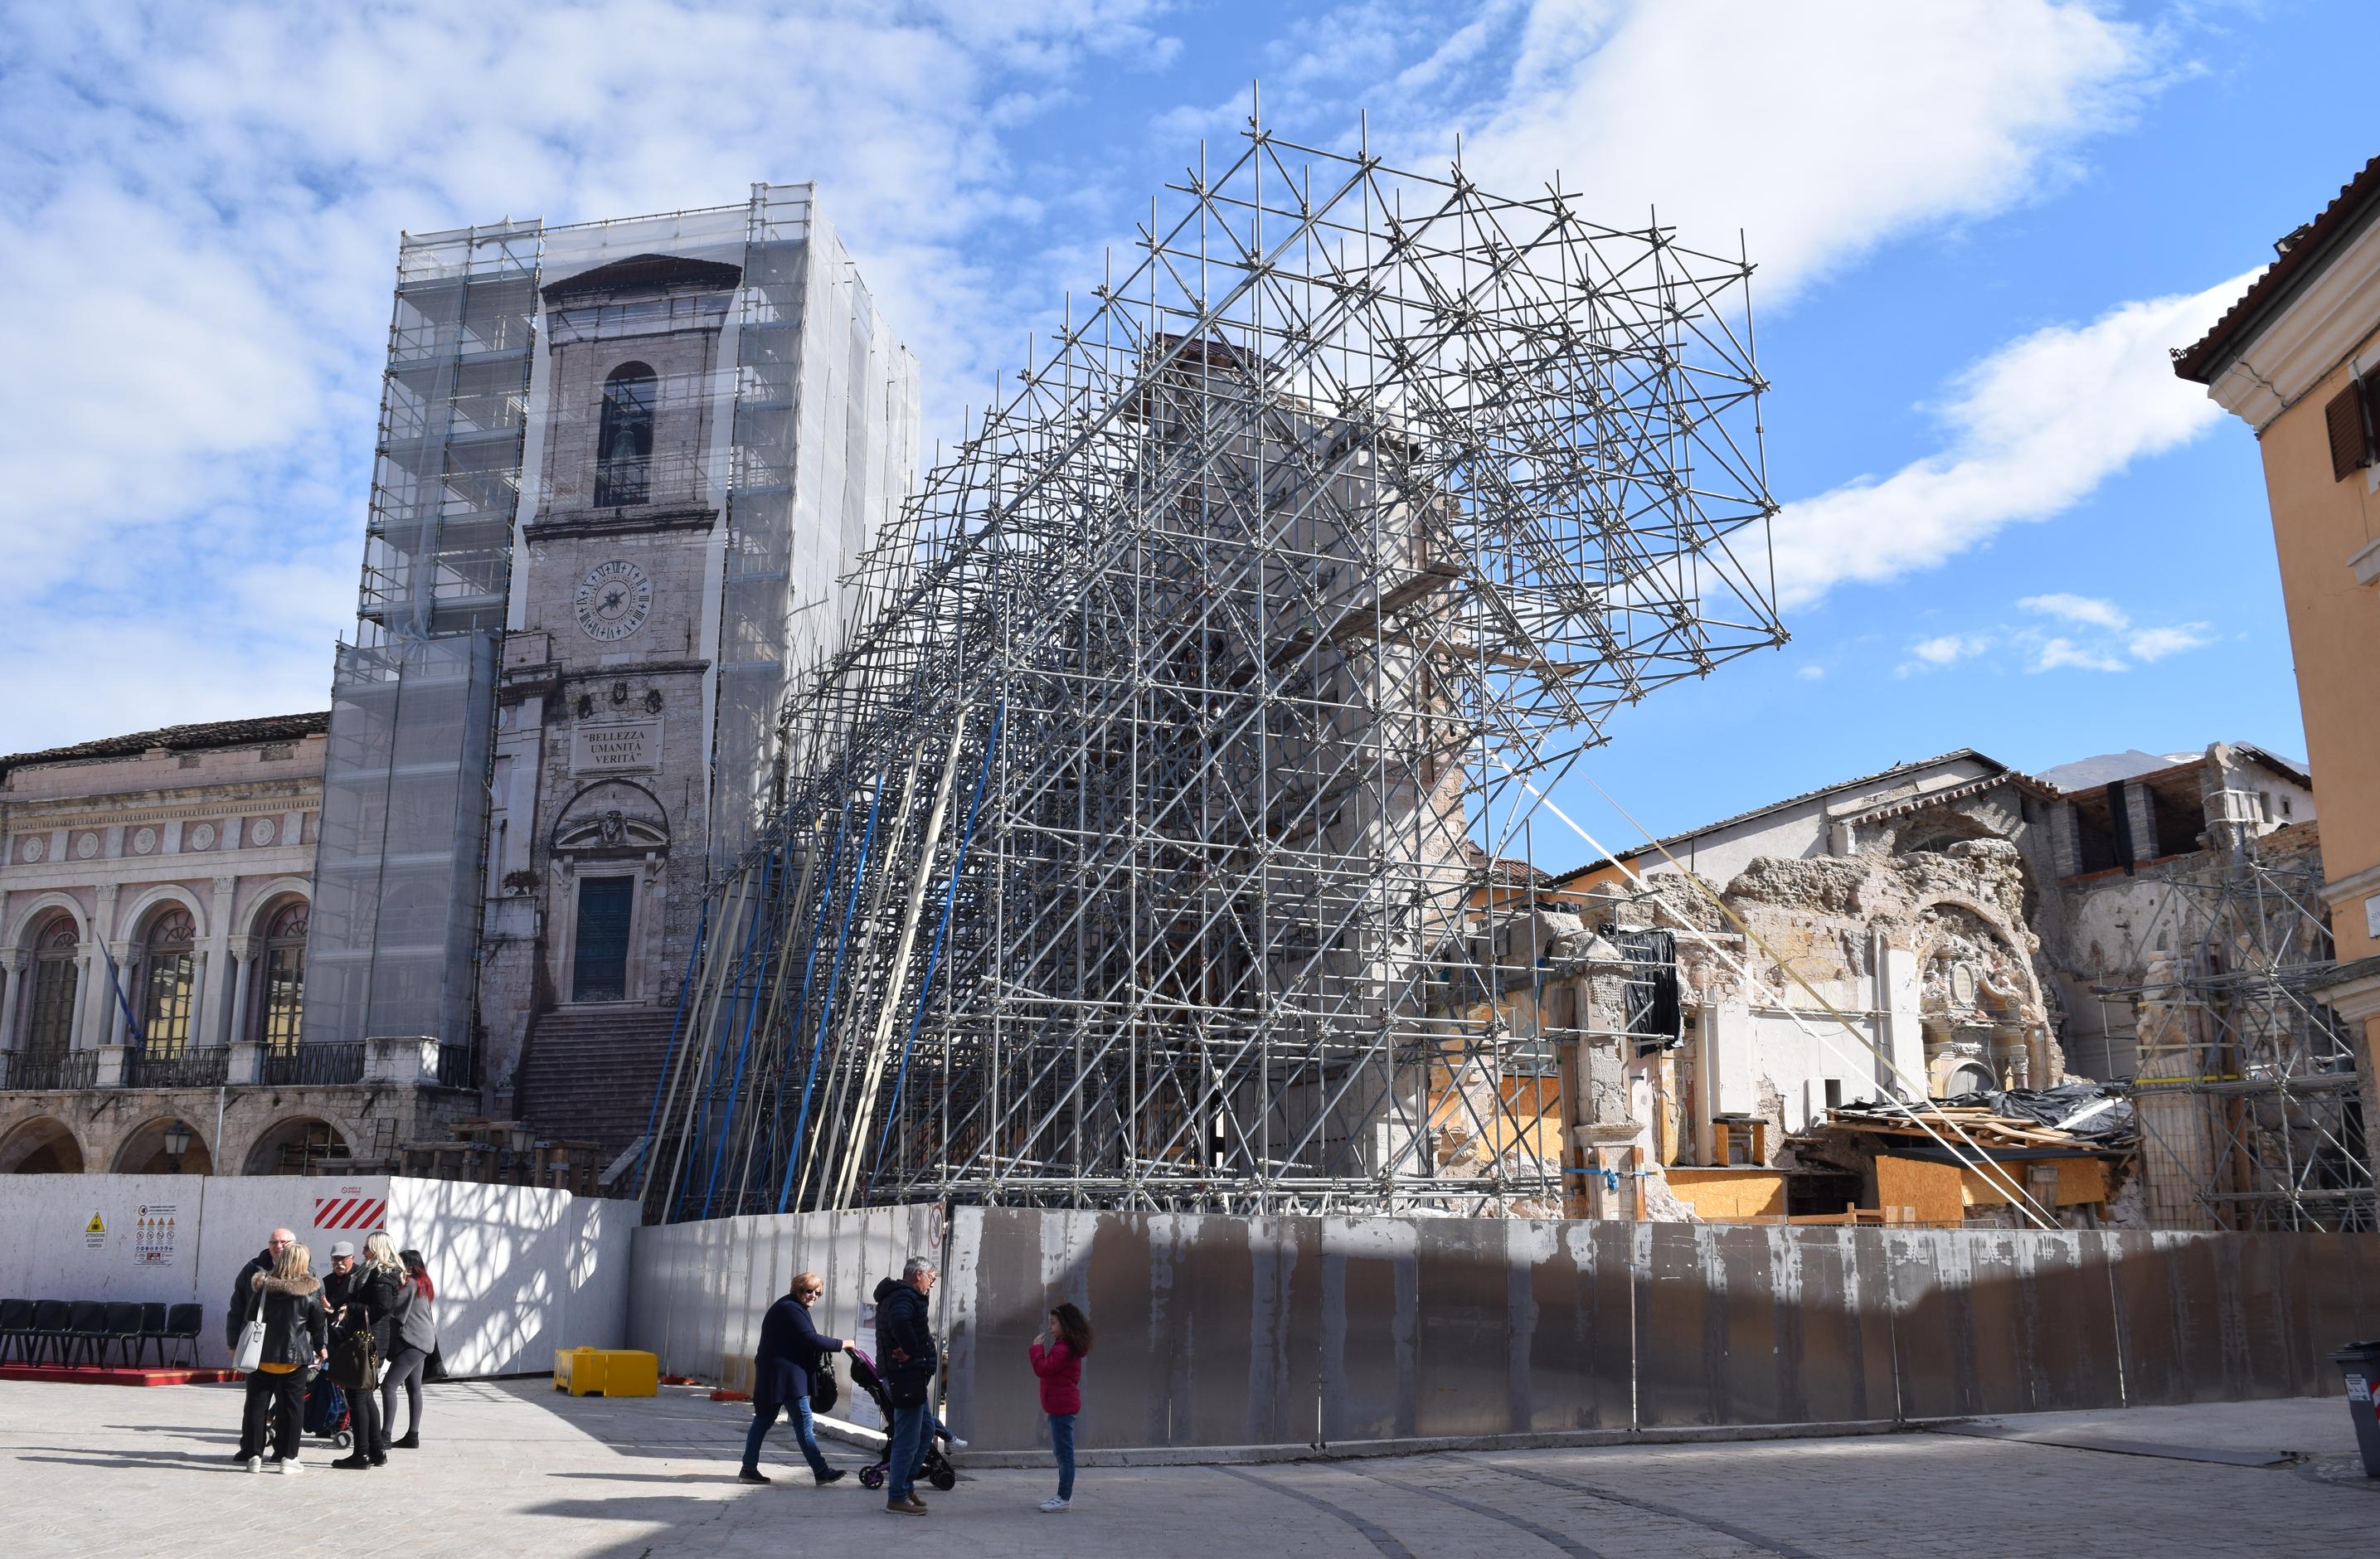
left=0, top=1299, right=204, bottom=1369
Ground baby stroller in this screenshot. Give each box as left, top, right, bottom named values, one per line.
left=302, top=1370, right=354, bottom=1452
left=846, top=1348, right=956, bottom=1493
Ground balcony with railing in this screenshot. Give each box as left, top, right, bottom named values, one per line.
left=258, top=1042, right=367, bottom=1087
left=0, top=1049, right=98, bottom=1091
left=431, top=1043, right=478, bottom=1090
left=124, top=1047, right=231, bottom=1090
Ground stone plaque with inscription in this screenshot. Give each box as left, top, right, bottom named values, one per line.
left=571, top=719, right=662, bottom=775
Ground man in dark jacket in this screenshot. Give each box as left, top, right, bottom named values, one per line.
left=224, top=1226, right=295, bottom=1461
left=873, top=1256, right=938, bottom=1516
left=740, top=1270, right=853, bottom=1485
left=226, top=1227, right=294, bottom=1349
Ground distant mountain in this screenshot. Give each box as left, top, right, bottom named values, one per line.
left=2035, top=749, right=2202, bottom=792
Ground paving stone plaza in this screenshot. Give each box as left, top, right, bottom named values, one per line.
left=2, top=1381, right=2373, bottom=1557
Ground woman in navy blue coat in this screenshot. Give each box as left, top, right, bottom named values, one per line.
left=741, top=1270, right=855, bottom=1484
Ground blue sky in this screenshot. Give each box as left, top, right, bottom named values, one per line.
left=0, top=0, right=2366, bottom=867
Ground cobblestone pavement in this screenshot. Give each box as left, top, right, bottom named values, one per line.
left=1, top=1379, right=2371, bottom=1557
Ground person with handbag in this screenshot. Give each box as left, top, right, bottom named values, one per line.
left=323, top=1233, right=405, bottom=1469
left=381, top=1248, right=438, bottom=1450
left=224, top=1226, right=294, bottom=1462
left=234, top=1241, right=328, bottom=1474
left=740, top=1270, right=855, bottom=1486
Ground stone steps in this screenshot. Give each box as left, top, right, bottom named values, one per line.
left=514, top=1004, right=686, bottom=1161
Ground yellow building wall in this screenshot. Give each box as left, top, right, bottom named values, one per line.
left=2260, top=341, right=2380, bottom=973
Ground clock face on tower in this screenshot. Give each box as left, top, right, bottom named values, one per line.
left=574, top=559, right=653, bottom=643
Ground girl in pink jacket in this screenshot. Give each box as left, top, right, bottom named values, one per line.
left=1028, top=1303, right=1093, bottom=1512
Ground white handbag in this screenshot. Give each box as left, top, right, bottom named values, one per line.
left=234, top=1313, right=266, bottom=1372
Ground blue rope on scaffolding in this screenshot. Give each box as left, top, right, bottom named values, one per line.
left=766, top=807, right=851, bottom=1202
left=697, top=852, right=780, bottom=1219
left=676, top=857, right=776, bottom=1222
left=869, top=702, right=1001, bottom=1189
left=775, top=765, right=890, bottom=1213
left=634, top=899, right=710, bottom=1202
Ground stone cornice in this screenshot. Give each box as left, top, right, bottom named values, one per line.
left=2320, top=859, right=2380, bottom=908
left=4, top=795, right=319, bottom=832
left=2205, top=214, right=2380, bottom=434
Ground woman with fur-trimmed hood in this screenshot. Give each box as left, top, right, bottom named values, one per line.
left=236, top=1241, right=328, bottom=1474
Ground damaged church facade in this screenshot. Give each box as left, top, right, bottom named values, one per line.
left=1451, top=743, right=2362, bottom=1232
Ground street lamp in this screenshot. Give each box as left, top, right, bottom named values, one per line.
left=163, top=1120, right=192, bottom=1172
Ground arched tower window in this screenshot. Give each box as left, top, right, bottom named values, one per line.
left=594, top=362, right=656, bottom=507
left=24, top=917, right=79, bottom=1061
left=257, top=901, right=308, bottom=1055
left=139, top=908, right=197, bottom=1054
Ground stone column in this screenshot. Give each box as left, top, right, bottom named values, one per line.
left=71, top=945, right=101, bottom=1051
left=0, top=950, right=22, bottom=1053
left=225, top=935, right=258, bottom=1049
left=2120, top=780, right=2160, bottom=866
left=1873, top=929, right=1926, bottom=1100
left=197, top=875, right=236, bottom=1047
left=96, top=1042, right=130, bottom=1088
left=104, top=940, right=136, bottom=1048
left=2046, top=801, right=2081, bottom=878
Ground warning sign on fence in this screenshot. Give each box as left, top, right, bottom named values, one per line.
left=134, top=1205, right=178, bottom=1267
left=84, top=1212, right=105, bottom=1250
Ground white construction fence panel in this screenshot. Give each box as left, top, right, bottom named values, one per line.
left=0, top=1174, right=634, bottom=1375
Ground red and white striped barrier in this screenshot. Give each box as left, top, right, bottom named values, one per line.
left=313, top=1191, right=387, bottom=1231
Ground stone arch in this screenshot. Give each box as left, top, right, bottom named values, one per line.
left=1914, top=896, right=2046, bottom=1019
left=7, top=891, right=89, bottom=949
left=1932, top=1055, right=1999, bottom=1098
left=551, top=779, right=670, bottom=857
left=114, top=883, right=207, bottom=945
left=1889, top=806, right=2002, bottom=858
left=110, top=1115, right=214, bottom=1175
left=238, top=878, right=314, bottom=940
left=241, top=1115, right=350, bottom=1177
left=0, top=1115, right=85, bottom=1173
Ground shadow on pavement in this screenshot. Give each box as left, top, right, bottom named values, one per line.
left=18, top=1448, right=241, bottom=1474
left=545, top=1469, right=754, bottom=1484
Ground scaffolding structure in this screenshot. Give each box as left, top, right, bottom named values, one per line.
left=2117, top=848, right=2374, bottom=1231
left=305, top=221, right=543, bottom=1047
left=640, top=121, right=1782, bottom=1221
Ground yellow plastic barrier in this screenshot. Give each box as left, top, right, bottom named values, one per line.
left=554, top=1347, right=659, bottom=1397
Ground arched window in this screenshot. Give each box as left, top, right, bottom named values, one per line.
left=594, top=362, right=656, bottom=507
left=257, top=901, right=308, bottom=1055
left=139, top=908, right=197, bottom=1054
left=24, top=917, right=79, bottom=1062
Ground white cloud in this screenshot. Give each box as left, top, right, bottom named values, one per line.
left=1453, top=0, right=2162, bottom=299
left=2018, top=593, right=2131, bottom=630
left=2033, top=637, right=2130, bottom=674
left=1901, top=595, right=2217, bottom=678
left=2127, top=624, right=2216, bottom=662
left=1794, top=664, right=1826, bottom=681
left=1911, top=634, right=1992, bottom=668
left=1770, top=276, right=2249, bottom=608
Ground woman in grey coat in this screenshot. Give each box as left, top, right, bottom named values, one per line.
left=380, top=1248, right=438, bottom=1449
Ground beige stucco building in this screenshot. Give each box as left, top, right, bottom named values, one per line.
left=2175, top=153, right=2380, bottom=1129
left=0, top=714, right=476, bottom=1176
